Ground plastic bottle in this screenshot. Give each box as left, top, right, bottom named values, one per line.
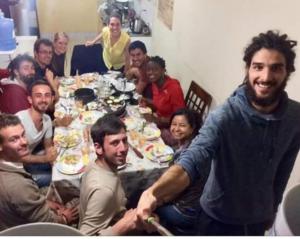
left=0, top=10, right=16, bottom=51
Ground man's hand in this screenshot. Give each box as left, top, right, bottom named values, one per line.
left=47, top=200, right=63, bottom=212
left=136, top=189, right=158, bottom=233
left=111, top=209, right=142, bottom=235
left=45, top=68, right=54, bottom=84
left=46, top=146, right=58, bottom=163
left=59, top=207, right=79, bottom=224
left=85, top=40, right=94, bottom=47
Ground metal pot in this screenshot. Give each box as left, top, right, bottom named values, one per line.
left=74, top=88, right=96, bottom=105
left=130, top=18, right=144, bottom=34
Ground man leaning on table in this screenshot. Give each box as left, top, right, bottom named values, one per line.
left=136, top=30, right=300, bottom=236
left=79, top=114, right=141, bottom=236
left=0, top=113, right=78, bottom=230
left=16, top=79, right=58, bottom=188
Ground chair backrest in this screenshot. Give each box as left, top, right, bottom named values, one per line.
left=0, top=222, right=83, bottom=236
left=185, top=80, right=212, bottom=123
left=70, top=44, right=107, bottom=76
left=273, top=183, right=300, bottom=236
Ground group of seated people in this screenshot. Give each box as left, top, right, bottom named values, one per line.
left=0, top=108, right=207, bottom=235
left=0, top=12, right=208, bottom=235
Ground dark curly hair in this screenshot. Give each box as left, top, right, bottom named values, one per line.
left=7, top=54, right=36, bottom=80
left=149, top=56, right=166, bottom=69
left=243, top=30, right=297, bottom=77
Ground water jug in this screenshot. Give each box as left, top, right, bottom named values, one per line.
left=0, top=10, right=16, bottom=52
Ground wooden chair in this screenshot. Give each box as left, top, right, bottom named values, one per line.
left=185, top=80, right=212, bottom=124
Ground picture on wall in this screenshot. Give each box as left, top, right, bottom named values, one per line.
left=158, top=0, right=174, bottom=30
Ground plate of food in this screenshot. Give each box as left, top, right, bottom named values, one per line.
left=54, top=129, right=81, bottom=148
left=80, top=110, right=105, bottom=125
left=144, top=143, right=174, bottom=163
left=139, top=106, right=152, bottom=114
left=60, top=77, right=75, bottom=85
left=124, top=117, right=139, bottom=131
left=58, top=86, right=75, bottom=98
left=112, top=79, right=136, bottom=92
left=143, top=125, right=161, bottom=140
left=54, top=105, right=79, bottom=119
left=55, top=153, right=84, bottom=175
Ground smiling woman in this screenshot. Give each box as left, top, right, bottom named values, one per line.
left=52, top=32, right=69, bottom=77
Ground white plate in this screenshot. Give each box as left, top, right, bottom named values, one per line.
left=143, top=125, right=161, bottom=140
left=113, top=80, right=135, bottom=92
left=58, top=86, right=75, bottom=98
left=144, top=143, right=174, bottom=163
left=60, top=77, right=75, bottom=85
left=54, top=129, right=82, bottom=148
left=55, top=154, right=84, bottom=175
left=80, top=110, right=106, bottom=125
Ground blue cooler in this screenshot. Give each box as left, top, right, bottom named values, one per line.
left=0, top=11, right=16, bottom=52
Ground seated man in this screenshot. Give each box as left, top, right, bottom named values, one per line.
left=125, top=40, right=151, bottom=96
left=0, top=54, right=35, bottom=114
left=16, top=80, right=57, bottom=187
left=0, top=113, right=78, bottom=230
left=34, top=38, right=59, bottom=116
left=79, top=114, right=140, bottom=236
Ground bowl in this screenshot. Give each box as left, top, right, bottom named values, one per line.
left=74, top=88, right=96, bottom=105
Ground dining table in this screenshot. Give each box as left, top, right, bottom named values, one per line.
left=51, top=72, right=174, bottom=202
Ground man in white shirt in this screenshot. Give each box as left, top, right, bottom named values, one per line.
left=16, top=80, right=57, bottom=187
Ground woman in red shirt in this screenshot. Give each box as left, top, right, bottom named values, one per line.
left=140, top=56, right=186, bottom=144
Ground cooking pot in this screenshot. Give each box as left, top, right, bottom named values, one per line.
left=74, top=88, right=96, bottom=105
left=130, top=18, right=144, bottom=34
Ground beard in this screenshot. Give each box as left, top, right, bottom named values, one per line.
left=32, top=102, right=49, bottom=113
left=245, top=75, right=287, bottom=107
left=20, top=75, right=35, bottom=87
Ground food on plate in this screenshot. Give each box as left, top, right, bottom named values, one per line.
left=56, top=153, right=84, bottom=175
left=139, top=106, right=152, bottom=114
left=80, top=111, right=105, bottom=125
left=58, top=85, right=75, bottom=98
left=143, top=125, right=161, bottom=140
left=145, top=143, right=174, bottom=162
left=60, top=154, right=79, bottom=165
left=124, top=117, right=138, bottom=131
left=128, top=130, right=146, bottom=148
left=54, top=130, right=81, bottom=148
left=87, top=101, right=98, bottom=110
left=60, top=77, right=75, bottom=85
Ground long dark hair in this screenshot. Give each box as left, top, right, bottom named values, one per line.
left=170, top=108, right=201, bottom=139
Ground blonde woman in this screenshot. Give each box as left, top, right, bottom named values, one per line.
left=52, top=32, right=69, bottom=76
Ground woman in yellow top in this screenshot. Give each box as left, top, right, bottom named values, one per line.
left=85, top=12, right=131, bottom=73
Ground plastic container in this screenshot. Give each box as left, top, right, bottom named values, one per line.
left=0, top=10, right=16, bottom=52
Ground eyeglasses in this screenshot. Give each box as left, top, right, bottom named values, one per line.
left=38, top=50, right=53, bottom=55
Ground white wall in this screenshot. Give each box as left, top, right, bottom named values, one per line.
left=150, top=0, right=300, bottom=189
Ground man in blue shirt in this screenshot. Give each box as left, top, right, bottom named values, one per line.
left=136, top=30, right=300, bottom=235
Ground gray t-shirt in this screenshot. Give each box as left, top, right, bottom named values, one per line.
left=16, top=109, right=52, bottom=153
